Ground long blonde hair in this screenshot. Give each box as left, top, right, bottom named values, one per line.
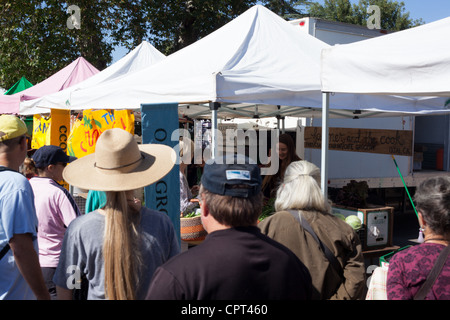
left=103, top=190, right=142, bottom=300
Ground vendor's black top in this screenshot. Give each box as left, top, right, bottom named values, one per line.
left=146, top=226, right=312, bottom=300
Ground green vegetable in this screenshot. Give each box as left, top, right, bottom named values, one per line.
left=258, top=197, right=275, bottom=222
left=184, top=211, right=200, bottom=218
left=345, top=215, right=362, bottom=230
left=333, top=213, right=346, bottom=221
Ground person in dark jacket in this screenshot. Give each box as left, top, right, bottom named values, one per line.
left=146, top=154, right=312, bottom=300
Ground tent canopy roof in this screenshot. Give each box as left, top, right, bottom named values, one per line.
left=321, top=16, right=450, bottom=96
left=4, top=76, right=33, bottom=95
left=21, top=41, right=166, bottom=114
left=0, top=57, right=99, bottom=114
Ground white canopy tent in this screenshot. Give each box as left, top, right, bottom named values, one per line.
left=34, top=6, right=449, bottom=117
left=26, top=6, right=450, bottom=197
left=20, top=41, right=166, bottom=115
left=321, top=16, right=450, bottom=96
left=320, top=16, right=450, bottom=196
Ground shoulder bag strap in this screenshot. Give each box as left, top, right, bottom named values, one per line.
left=414, top=245, right=450, bottom=300
left=0, top=243, right=11, bottom=261
left=289, top=210, right=344, bottom=278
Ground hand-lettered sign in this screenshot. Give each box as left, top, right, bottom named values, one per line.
left=67, top=109, right=135, bottom=158
left=304, top=127, right=413, bottom=156
left=31, top=114, right=51, bottom=149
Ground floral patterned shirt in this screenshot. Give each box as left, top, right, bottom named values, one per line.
left=387, top=243, right=450, bottom=300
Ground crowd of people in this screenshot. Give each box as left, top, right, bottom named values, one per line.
left=1, top=114, right=449, bottom=300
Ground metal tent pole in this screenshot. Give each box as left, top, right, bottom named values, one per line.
left=209, top=102, right=220, bottom=160
left=321, top=92, right=330, bottom=198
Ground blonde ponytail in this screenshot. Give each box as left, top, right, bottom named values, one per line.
left=103, top=191, right=142, bottom=300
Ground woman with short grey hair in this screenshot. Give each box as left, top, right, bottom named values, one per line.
left=387, top=177, right=450, bottom=300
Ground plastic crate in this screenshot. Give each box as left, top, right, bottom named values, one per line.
left=379, top=245, right=412, bottom=266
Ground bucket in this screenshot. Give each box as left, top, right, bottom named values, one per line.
left=180, top=215, right=206, bottom=244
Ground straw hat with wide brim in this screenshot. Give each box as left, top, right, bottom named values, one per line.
left=63, top=128, right=176, bottom=191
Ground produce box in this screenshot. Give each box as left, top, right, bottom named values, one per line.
left=379, top=245, right=411, bottom=267
left=332, top=205, right=394, bottom=251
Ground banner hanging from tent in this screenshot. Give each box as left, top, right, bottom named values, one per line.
left=141, top=103, right=180, bottom=245
left=31, top=115, right=51, bottom=149
left=67, top=109, right=135, bottom=158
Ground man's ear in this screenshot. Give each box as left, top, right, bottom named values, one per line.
left=200, top=193, right=209, bottom=217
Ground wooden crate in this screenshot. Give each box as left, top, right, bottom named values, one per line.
left=332, top=205, right=394, bottom=251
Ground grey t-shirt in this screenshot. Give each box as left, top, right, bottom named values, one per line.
left=53, top=207, right=180, bottom=299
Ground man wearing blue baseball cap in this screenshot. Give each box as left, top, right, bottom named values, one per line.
left=146, top=154, right=312, bottom=300
left=0, top=115, right=50, bottom=300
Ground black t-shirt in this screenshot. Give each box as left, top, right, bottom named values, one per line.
left=146, top=226, right=312, bottom=300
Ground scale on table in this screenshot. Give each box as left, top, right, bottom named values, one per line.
left=332, top=206, right=393, bottom=250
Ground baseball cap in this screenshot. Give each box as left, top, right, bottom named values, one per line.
left=201, top=154, right=262, bottom=198
left=32, top=145, right=77, bottom=168
left=0, top=115, right=28, bottom=142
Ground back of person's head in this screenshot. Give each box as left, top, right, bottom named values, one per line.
left=0, top=115, right=28, bottom=152
left=200, top=154, right=263, bottom=227
left=275, top=160, right=330, bottom=213
left=414, top=176, right=450, bottom=236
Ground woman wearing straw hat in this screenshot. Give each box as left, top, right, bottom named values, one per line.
left=53, top=128, right=180, bottom=300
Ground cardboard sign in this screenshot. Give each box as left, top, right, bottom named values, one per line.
left=304, top=127, right=413, bottom=156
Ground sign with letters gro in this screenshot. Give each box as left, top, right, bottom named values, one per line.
left=141, top=103, right=180, bottom=245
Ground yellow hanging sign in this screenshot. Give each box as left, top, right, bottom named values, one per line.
left=31, top=115, right=51, bottom=149
left=67, top=109, right=135, bottom=158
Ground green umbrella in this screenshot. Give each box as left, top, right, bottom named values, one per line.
left=4, top=76, right=33, bottom=95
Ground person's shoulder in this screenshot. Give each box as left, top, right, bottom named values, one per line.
left=141, top=207, right=173, bottom=223
left=259, top=210, right=296, bottom=226
left=1, top=169, right=33, bottom=193
left=392, top=243, right=441, bottom=262
left=67, top=211, right=102, bottom=233
left=2, top=168, right=29, bottom=184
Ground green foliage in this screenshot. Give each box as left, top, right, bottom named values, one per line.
left=335, top=180, right=369, bottom=208
left=308, top=0, right=423, bottom=30
left=0, top=1, right=115, bottom=89
left=0, top=0, right=423, bottom=90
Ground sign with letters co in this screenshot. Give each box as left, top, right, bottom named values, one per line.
left=304, top=127, right=413, bottom=156
left=141, top=103, right=180, bottom=244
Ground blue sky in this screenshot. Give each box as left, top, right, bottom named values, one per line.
left=336, top=0, right=450, bottom=23
left=111, top=0, right=450, bottom=63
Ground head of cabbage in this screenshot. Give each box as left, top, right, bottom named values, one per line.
left=345, top=215, right=362, bottom=230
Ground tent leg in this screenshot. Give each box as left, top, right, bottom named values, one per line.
left=321, top=92, right=330, bottom=198
left=210, top=102, right=220, bottom=160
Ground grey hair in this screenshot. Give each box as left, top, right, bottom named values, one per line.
left=414, top=176, right=450, bottom=236
left=274, top=160, right=331, bottom=213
